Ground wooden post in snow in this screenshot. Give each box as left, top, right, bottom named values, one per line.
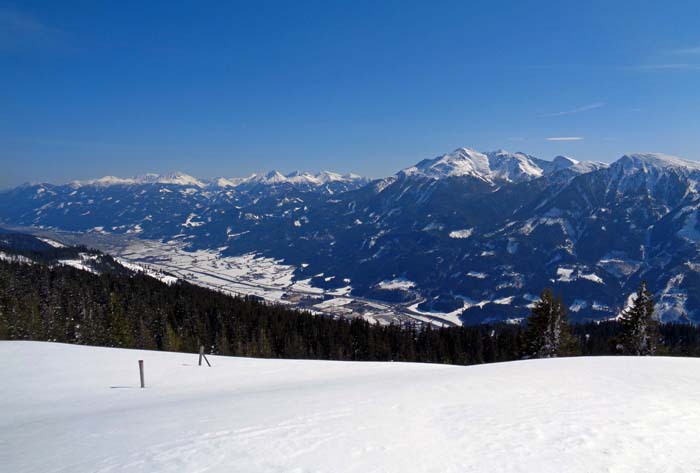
left=199, top=345, right=211, bottom=367
left=138, top=360, right=145, bottom=388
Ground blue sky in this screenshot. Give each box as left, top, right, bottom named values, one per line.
left=2, top=0, right=700, bottom=186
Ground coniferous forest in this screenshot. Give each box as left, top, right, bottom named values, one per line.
left=3, top=257, right=700, bottom=365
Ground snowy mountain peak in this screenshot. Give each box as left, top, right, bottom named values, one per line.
left=73, top=172, right=206, bottom=188
left=485, top=150, right=544, bottom=182
left=401, top=147, right=608, bottom=184
left=261, top=170, right=288, bottom=183
left=403, top=147, right=551, bottom=183
left=401, top=147, right=492, bottom=181
left=552, top=155, right=579, bottom=168
left=213, top=177, right=247, bottom=188
left=614, top=153, right=700, bottom=174
left=89, top=176, right=137, bottom=186
left=316, top=171, right=348, bottom=183
left=143, top=172, right=206, bottom=187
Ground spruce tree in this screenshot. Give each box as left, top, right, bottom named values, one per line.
left=619, top=281, right=660, bottom=356
left=523, top=289, right=575, bottom=358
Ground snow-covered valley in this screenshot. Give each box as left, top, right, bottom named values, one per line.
left=21, top=230, right=467, bottom=326
left=2, top=341, right=699, bottom=472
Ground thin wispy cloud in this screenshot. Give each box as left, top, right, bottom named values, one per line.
left=625, top=63, right=700, bottom=71
left=670, top=46, right=700, bottom=55
left=546, top=137, right=584, bottom=142
left=540, top=102, right=606, bottom=118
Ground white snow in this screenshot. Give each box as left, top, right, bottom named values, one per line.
left=0, top=251, right=34, bottom=264
left=421, top=222, right=443, bottom=232
left=493, top=296, right=514, bottom=305
left=182, top=213, right=205, bottom=228
left=579, top=272, right=604, bottom=284
left=68, top=170, right=365, bottom=191
left=376, top=278, right=416, bottom=291
left=448, top=228, right=473, bottom=239
left=486, top=149, right=544, bottom=182
left=116, top=259, right=179, bottom=285
left=401, top=147, right=493, bottom=181
left=328, top=285, right=353, bottom=296
left=37, top=237, right=67, bottom=248
left=111, top=240, right=296, bottom=302
left=556, top=267, right=575, bottom=282
left=557, top=266, right=604, bottom=284
left=58, top=253, right=100, bottom=274
left=3, top=341, right=700, bottom=473
left=570, top=299, right=589, bottom=312
left=615, top=153, right=700, bottom=173
left=314, top=297, right=353, bottom=309
left=406, top=299, right=467, bottom=326
left=214, top=170, right=366, bottom=188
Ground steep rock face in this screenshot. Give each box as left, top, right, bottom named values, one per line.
left=2, top=150, right=700, bottom=324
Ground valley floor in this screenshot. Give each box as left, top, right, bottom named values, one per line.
left=2, top=341, right=699, bottom=472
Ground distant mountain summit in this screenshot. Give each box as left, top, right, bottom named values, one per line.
left=72, top=172, right=207, bottom=188
left=399, top=147, right=605, bottom=184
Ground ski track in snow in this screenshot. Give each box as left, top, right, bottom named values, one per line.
left=3, top=341, right=700, bottom=473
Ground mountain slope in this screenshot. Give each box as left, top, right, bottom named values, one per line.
left=2, top=148, right=700, bottom=324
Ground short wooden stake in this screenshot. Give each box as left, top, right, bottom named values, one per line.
left=138, top=359, right=145, bottom=388
left=199, top=345, right=211, bottom=367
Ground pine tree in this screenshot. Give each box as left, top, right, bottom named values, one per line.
left=619, top=281, right=660, bottom=356
left=523, top=289, right=575, bottom=358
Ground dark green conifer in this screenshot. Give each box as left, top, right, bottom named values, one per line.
left=619, top=281, right=660, bottom=356
left=523, top=288, right=576, bottom=358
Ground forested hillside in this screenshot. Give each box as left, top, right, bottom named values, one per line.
left=4, top=253, right=700, bottom=363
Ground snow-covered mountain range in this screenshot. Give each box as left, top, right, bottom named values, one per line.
left=399, top=147, right=605, bottom=183
left=3, top=147, right=700, bottom=324
left=70, top=170, right=369, bottom=193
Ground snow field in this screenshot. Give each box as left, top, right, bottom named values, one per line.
left=2, top=342, right=700, bottom=472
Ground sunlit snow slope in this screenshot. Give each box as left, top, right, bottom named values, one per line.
left=2, top=341, right=699, bottom=473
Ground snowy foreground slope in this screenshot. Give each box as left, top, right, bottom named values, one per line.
left=2, top=342, right=700, bottom=473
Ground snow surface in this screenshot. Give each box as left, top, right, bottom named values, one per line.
left=58, top=253, right=100, bottom=274
left=37, top=236, right=67, bottom=248
left=115, top=258, right=179, bottom=285
left=376, top=278, right=416, bottom=290
left=0, top=251, right=33, bottom=264
left=448, top=228, right=474, bottom=239
left=73, top=237, right=424, bottom=325
left=3, top=341, right=700, bottom=473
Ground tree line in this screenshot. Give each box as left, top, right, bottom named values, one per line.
left=0, top=258, right=696, bottom=365
left=522, top=282, right=659, bottom=358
